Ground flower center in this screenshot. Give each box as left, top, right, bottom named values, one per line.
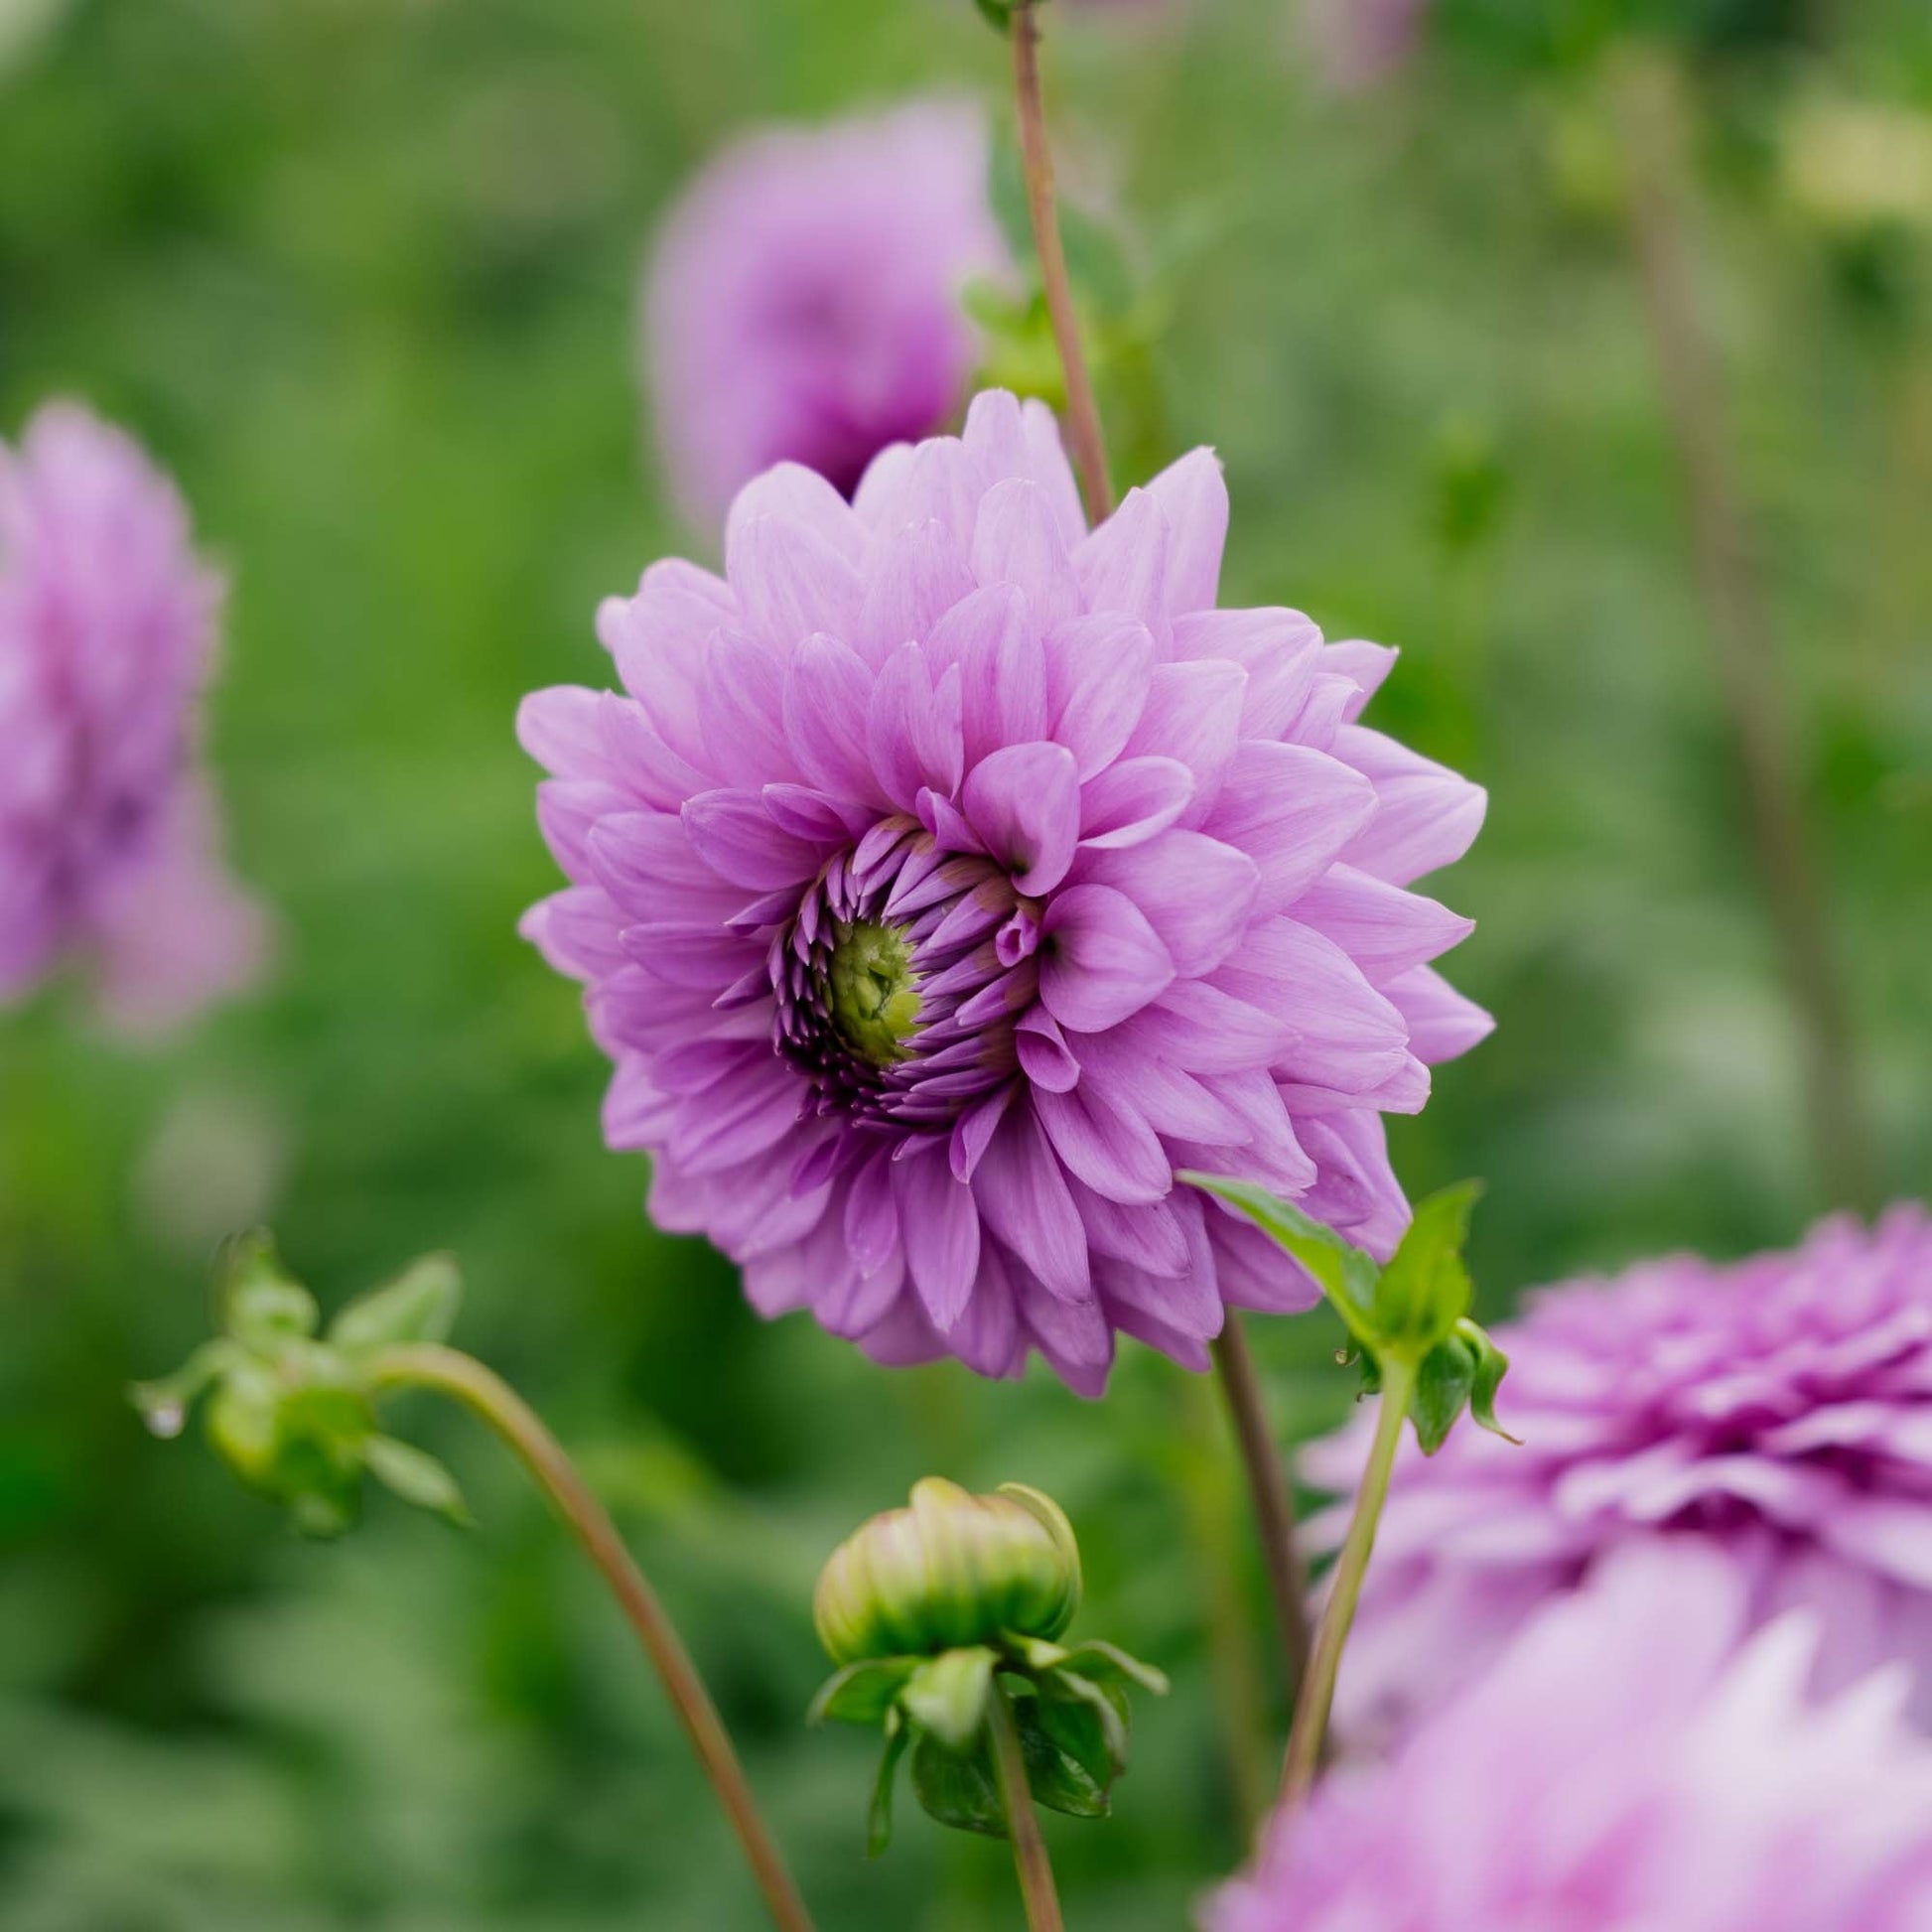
left=827, top=919, right=922, bottom=1067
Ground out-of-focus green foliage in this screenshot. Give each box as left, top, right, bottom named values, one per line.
left=1, top=0, right=1928, bottom=1926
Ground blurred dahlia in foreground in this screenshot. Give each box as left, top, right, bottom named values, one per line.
left=1310, top=1205, right=1932, bottom=1731
left=0, top=402, right=266, bottom=1033
left=1206, top=1543, right=1932, bottom=1932
left=520, top=389, right=1487, bottom=1391
left=644, top=101, right=1006, bottom=525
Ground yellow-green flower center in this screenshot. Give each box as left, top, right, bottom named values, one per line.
left=827, top=919, right=922, bottom=1067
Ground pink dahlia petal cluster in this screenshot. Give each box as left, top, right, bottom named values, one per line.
left=1207, top=1543, right=1932, bottom=1932
left=644, top=101, right=1007, bottom=526
left=1310, top=1205, right=1932, bottom=1732
left=0, top=402, right=265, bottom=1033
left=520, top=389, right=1487, bottom=1392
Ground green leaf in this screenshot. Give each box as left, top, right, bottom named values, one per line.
left=909, top=1728, right=1006, bottom=1838
left=1014, top=1696, right=1109, bottom=1819
left=1410, top=1336, right=1475, bottom=1454
left=1457, top=1318, right=1522, bottom=1445
left=1178, top=1173, right=1379, bottom=1334
left=808, top=1657, right=919, bottom=1728
left=868, top=1712, right=910, bottom=1858
left=364, top=1435, right=473, bottom=1526
left=1052, top=1640, right=1171, bottom=1699
left=1370, top=1180, right=1483, bottom=1354
left=329, top=1253, right=462, bottom=1356
left=1036, top=1670, right=1130, bottom=1785
left=901, top=1647, right=997, bottom=1752
left=973, top=0, right=1017, bottom=33
left=129, top=1340, right=239, bottom=1440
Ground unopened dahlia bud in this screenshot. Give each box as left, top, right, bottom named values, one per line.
left=815, top=1477, right=1081, bottom=1666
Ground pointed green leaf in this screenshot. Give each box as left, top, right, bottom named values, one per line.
left=330, top=1253, right=463, bottom=1357
left=808, top=1657, right=920, bottom=1728
left=1052, top=1640, right=1171, bottom=1699
left=1037, top=1670, right=1130, bottom=1784
left=909, top=1728, right=1006, bottom=1838
left=217, top=1231, right=319, bottom=1349
left=868, top=1712, right=911, bottom=1859
left=1178, top=1173, right=1380, bottom=1333
left=365, top=1435, right=473, bottom=1526
left=901, top=1647, right=997, bottom=1753
left=1014, top=1697, right=1110, bottom=1819
left=1370, top=1180, right=1483, bottom=1354
left=1410, top=1336, right=1475, bottom=1455
left=1456, top=1318, right=1522, bottom=1445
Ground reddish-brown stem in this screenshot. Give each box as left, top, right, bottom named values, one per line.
left=1010, top=0, right=1114, bottom=523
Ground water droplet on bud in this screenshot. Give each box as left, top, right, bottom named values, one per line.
left=141, top=1400, right=186, bottom=1440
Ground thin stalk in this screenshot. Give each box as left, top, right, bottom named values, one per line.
left=1608, top=47, right=1877, bottom=1214
left=1279, top=1357, right=1415, bottom=1810
left=1209, top=1316, right=1313, bottom=1718
left=987, top=1680, right=1066, bottom=1932
left=1010, top=0, right=1114, bottom=522
left=368, top=1343, right=815, bottom=1932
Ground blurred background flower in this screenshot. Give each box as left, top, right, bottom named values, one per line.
left=1311, top=1206, right=1932, bottom=1735
left=0, top=402, right=266, bottom=1034
left=644, top=100, right=1007, bottom=526
left=1208, top=1542, right=1932, bottom=1932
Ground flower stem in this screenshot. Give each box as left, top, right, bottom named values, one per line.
left=367, top=1343, right=816, bottom=1932
left=1209, top=1315, right=1313, bottom=1719
left=1279, top=1356, right=1415, bottom=1810
left=1010, top=0, right=1114, bottom=523
left=987, top=1679, right=1066, bottom=1932
left=1607, top=47, right=1877, bottom=1216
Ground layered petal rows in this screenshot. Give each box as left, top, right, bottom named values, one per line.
left=0, top=402, right=265, bottom=1032
left=520, top=390, right=1487, bottom=1392
left=1309, top=1204, right=1932, bottom=1732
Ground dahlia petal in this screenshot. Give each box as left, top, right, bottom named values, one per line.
left=759, top=784, right=872, bottom=845
left=951, top=1242, right=1023, bottom=1377
left=1292, top=864, right=1474, bottom=985
left=1017, top=1009, right=1080, bottom=1092
left=1103, top=1299, right=1213, bottom=1373
left=1336, top=725, right=1488, bottom=886
left=1038, top=883, right=1175, bottom=1033
left=783, top=633, right=884, bottom=801
left=853, top=1291, right=952, bottom=1369
left=1077, top=1025, right=1254, bottom=1144
left=1073, top=485, right=1171, bottom=636
left=869, top=643, right=966, bottom=811
left=1216, top=917, right=1410, bottom=1094
left=1823, top=1502, right=1932, bottom=1590
left=535, top=778, right=616, bottom=878
left=855, top=517, right=976, bottom=666
left=1193, top=1068, right=1318, bottom=1193
left=725, top=462, right=864, bottom=566
left=1016, top=1275, right=1114, bottom=1389
left=1141, top=447, right=1228, bottom=617
left=894, top=1146, right=983, bottom=1331
left=852, top=441, right=918, bottom=530
left=1121, top=659, right=1245, bottom=822
left=1138, top=979, right=1298, bottom=1072
left=1172, top=608, right=1322, bottom=740
left=1297, top=1110, right=1409, bottom=1256
left=1019, top=397, right=1088, bottom=547
left=949, top=1081, right=1018, bottom=1182
left=600, top=560, right=734, bottom=767
left=522, top=886, right=627, bottom=979
left=1384, top=965, right=1495, bottom=1064
left=682, top=788, right=824, bottom=890
left=596, top=692, right=710, bottom=810
left=1080, top=831, right=1258, bottom=977
left=971, top=478, right=1081, bottom=628
left=1322, top=637, right=1399, bottom=719
left=962, top=390, right=1084, bottom=550
left=518, top=685, right=611, bottom=781
left=962, top=741, right=1080, bottom=895
left=1098, top=1244, right=1222, bottom=1340
left=944, top=583, right=1050, bottom=768
left=1209, top=741, right=1378, bottom=911
left=619, top=920, right=759, bottom=989
left=974, top=1109, right=1092, bottom=1302
left=1079, top=756, right=1195, bottom=851
left=819, top=1244, right=905, bottom=1339
left=896, top=437, right=983, bottom=543
left=1045, top=612, right=1155, bottom=778
left=700, top=627, right=798, bottom=786
left=1035, top=1079, right=1171, bottom=1205
left=728, top=513, right=864, bottom=646
left=1072, top=1181, right=1191, bottom=1278
left=1208, top=1213, right=1326, bottom=1314
left=842, top=1150, right=902, bottom=1278
left=667, top=1054, right=803, bottom=1174
left=1285, top=669, right=1361, bottom=750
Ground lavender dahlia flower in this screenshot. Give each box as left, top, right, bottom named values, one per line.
left=0, top=402, right=265, bottom=1033
left=1311, top=1205, right=1932, bottom=1731
left=520, top=390, right=1487, bottom=1391
left=644, top=102, right=1006, bottom=527
left=1207, top=1543, right=1932, bottom=1932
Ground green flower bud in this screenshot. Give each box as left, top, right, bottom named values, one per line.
left=814, top=1478, right=1082, bottom=1667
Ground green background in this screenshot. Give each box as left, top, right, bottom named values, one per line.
left=2, top=0, right=1928, bottom=1925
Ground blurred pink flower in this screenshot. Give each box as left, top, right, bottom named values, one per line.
left=1303, top=0, right=1428, bottom=92
left=644, top=101, right=1007, bottom=527
left=1207, top=1542, right=1932, bottom=1932
left=520, top=389, right=1487, bottom=1392
left=1309, top=1205, right=1932, bottom=1735
left=0, top=401, right=266, bottom=1034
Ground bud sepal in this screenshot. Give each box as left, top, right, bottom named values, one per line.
left=810, top=1478, right=1168, bottom=1854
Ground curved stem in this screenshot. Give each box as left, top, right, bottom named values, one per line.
left=1010, top=0, right=1114, bottom=523
left=987, top=1681, right=1066, bottom=1932
left=1209, top=1315, right=1312, bottom=1716
left=1607, top=47, right=1877, bottom=1215
left=368, top=1343, right=815, bottom=1932
left=1279, top=1357, right=1414, bottom=1811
